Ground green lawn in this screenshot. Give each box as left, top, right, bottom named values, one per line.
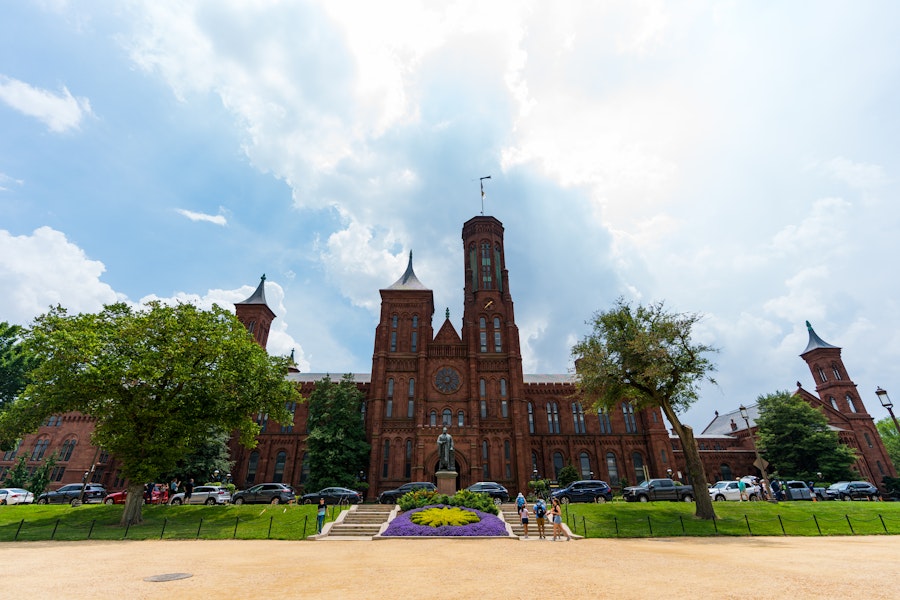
left=563, top=499, right=900, bottom=537
left=0, top=502, right=349, bottom=542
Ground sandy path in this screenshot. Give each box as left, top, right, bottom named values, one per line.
left=3, top=536, right=899, bottom=599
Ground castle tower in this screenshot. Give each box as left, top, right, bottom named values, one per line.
left=800, top=321, right=897, bottom=484
left=235, top=274, right=275, bottom=349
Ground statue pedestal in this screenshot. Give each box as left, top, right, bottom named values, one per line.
left=435, top=470, right=458, bottom=496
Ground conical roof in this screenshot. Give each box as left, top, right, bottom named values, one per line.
left=237, top=274, right=270, bottom=306
left=801, top=320, right=839, bottom=355
left=385, top=251, right=429, bottom=290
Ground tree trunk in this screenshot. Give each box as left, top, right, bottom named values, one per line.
left=661, top=402, right=716, bottom=520
left=120, top=481, right=145, bottom=527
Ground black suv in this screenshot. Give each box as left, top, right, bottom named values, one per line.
left=465, top=481, right=509, bottom=504
left=824, top=481, right=880, bottom=501
left=36, top=483, right=107, bottom=505
left=232, top=483, right=296, bottom=505
left=378, top=481, right=437, bottom=504
left=551, top=480, right=613, bottom=504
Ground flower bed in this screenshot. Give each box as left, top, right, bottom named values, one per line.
left=381, top=504, right=508, bottom=537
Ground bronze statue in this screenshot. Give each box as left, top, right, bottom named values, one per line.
left=437, top=426, right=454, bottom=471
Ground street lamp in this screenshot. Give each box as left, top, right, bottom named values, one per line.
left=876, top=387, right=900, bottom=435
left=739, top=404, right=773, bottom=502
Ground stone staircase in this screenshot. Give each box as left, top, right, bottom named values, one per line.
left=500, top=503, right=527, bottom=537
left=321, top=503, right=395, bottom=539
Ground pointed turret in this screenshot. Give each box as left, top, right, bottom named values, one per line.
left=235, top=274, right=276, bottom=349
left=386, top=251, right=429, bottom=290
left=801, top=320, right=839, bottom=356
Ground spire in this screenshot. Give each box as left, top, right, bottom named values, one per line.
left=236, top=274, right=269, bottom=306
left=801, top=320, right=839, bottom=355
left=386, top=251, right=429, bottom=290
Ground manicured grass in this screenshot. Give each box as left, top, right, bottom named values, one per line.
left=563, top=499, right=900, bottom=538
left=0, top=502, right=349, bottom=542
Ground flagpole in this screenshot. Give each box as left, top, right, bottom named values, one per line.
left=480, top=175, right=491, bottom=215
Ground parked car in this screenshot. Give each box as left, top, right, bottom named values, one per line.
left=232, top=483, right=296, bottom=505
left=824, top=481, right=880, bottom=501
left=301, top=487, right=362, bottom=505
left=781, top=480, right=813, bottom=500
left=378, top=481, right=437, bottom=504
left=708, top=480, right=761, bottom=502
left=169, top=485, right=232, bottom=505
left=104, top=483, right=169, bottom=505
left=623, top=478, right=695, bottom=502
left=36, top=483, right=107, bottom=505
left=0, top=487, right=34, bottom=505
left=465, top=481, right=510, bottom=504
left=551, top=480, right=613, bottom=504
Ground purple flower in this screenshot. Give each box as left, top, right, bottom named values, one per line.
left=381, top=504, right=508, bottom=537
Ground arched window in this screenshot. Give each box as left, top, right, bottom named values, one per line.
left=386, top=379, right=394, bottom=418
left=494, top=244, right=503, bottom=292
left=606, top=453, right=619, bottom=486
left=282, top=401, right=297, bottom=433
left=482, top=440, right=490, bottom=479
left=877, top=460, right=885, bottom=475
left=405, top=440, right=413, bottom=479
left=430, top=410, right=437, bottom=427
left=300, top=453, right=309, bottom=484
left=458, top=410, right=464, bottom=427
left=504, top=440, right=512, bottom=479
left=382, top=440, right=390, bottom=478
left=479, top=317, right=487, bottom=352
left=547, top=403, right=560, bottom=434
left=3, top=439, right=21, bottom=461
left=469, top=244, right=478, bottom=290
left=246, top=451, right=260, bottom=485
left=480, top=242, right=493, bottom=289
left=531, top=452, right=539, bottom=478
left=598, top=407, right=612, bottom=434
left=846, top=394, right=858, bottom=413
left=480, top=378, right=487, bottom=418
left=553, top=452, right=564, bottom=479
left=500, top=378, right=508, bottom=417
left=572, top=402, right=586, bottom=434
left=59, top=438, right=77, bottom=461
left=273, top=451, right=287, bottom=483
left=632, top=452, right=646, bottom=484
left=390, top=315, right=398, bottom=352
left=493, top=317, right=502, bottom=352
left=527, top=402, right=534, bottom=433
left=864, top=432, right=873, bottom=447
left=442, top=409, right=452, bottom=426
left=411, top=315, right=418, bottom=352
left=623, top=402, right=637, bottom=433
left=832, top=364, right=842, bottom=380
left=830, top=396, right=839, bottom=411
left=720, top=463, right=733, bottom=481
left=407, top=379, right=415, bottom=417
left=31, top=438, right=50, bottom=461
left=580, top=452, right=591, bottom=478
left=817, top=366, right=827, bottom=382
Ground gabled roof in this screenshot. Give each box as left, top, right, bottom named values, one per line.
left=801, top=320, right=839, bottom=356
left=433, top=317, right=462, bottom=344
left=385, top=251, right=429, bottom=291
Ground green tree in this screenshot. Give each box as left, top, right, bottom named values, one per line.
left=572, top=298, right=718, bottom=519
left=306, top=374, right=370, bottom=493
left=27, top=453, right=57, bottom=496
left=160, top=426, right=234, bottom=486
left=755, top=390, right=856, bottom=481
left=875, top=418, right=900, bottom=474
left=557, top=465, right=579, bottom=487
left=0, top=302, right=299, bottom=525
left=0, top=322, right=37, bottom=410
left=2, top=456, right=30, bottom=488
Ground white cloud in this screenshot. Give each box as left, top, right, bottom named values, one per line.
left=0, top=172, right=24, bottom=191
left=176, top=208, right=227, bottom=226
left=0, top=74, right=93, bottom=133
left=821, top=157, right=889, bottom=190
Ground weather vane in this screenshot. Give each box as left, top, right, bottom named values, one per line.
left=480, top=175, right=491, bottom=215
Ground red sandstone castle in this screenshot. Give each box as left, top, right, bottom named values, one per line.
left=2, top=215, right=895, bottom=494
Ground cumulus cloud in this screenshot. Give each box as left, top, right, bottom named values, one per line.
left=0, top=172, right=24, bottom=192
left=0, top=75, right=93, bottom=133
left=176, top=208, right=227, bottom=226
left=821, top=157, right=889, bottom=190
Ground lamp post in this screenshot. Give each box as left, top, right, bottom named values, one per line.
left=876, top=387, right=900, bottom=435
left=739, top=404, right=773, bottom=502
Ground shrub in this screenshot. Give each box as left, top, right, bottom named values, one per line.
left=397, top=488, right=499, bottom=515
left=411, top=506, right=480, bottom=527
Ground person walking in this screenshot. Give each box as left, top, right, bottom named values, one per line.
left=520, top=504, right=530, bottom=539
left=184, top=478, right=194, bottom=503
left=515, top=492, right=526, bottom=515
left=550, top=498, right=570, bottom=541
left=316, top=497, right=327, bottom=534
left=738, top=478, right=747, bottom=502
left=533, top=498, right=547, bottom=539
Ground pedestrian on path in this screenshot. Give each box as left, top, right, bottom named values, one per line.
left=316, top=497, right=327, bottom=534
left=533, top=498, right=547, bottom=539
left=520, top=505, right=530, bottom=538
left=550, top=498, right=570, bottom=541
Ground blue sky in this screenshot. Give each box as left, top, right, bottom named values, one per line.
left=2, top=1, right=900, bottom=429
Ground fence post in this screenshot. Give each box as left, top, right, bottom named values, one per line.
left=268, top=515, right=274, bottom=539
left=777, top=515, right=785, bottom=535
left=679, top=515, right=685, bottom=534
left=582, top=516, right=586, bottom=537
left=124, top=521, right=130, bottom=539
left=879, top=514, right=887, bottom=534
left=813, top=514, right=821, bottom=535
left=744, top=514, right=751, bottom=535
left=196, top=517, right=203, bottom=539
left=88, top=519, right=96, bottom=540
left=845, top=514, right=855, bottom=535
left=160, top=517, right=167, bottom=540
left=51, top=518, right=60, bottom=540
left=712, top=515, right=717, bottom=534
left=647, top=515, right=653, bottom=536
left=303, top=515, right=309, bottom=540
left=233, top=516, right=240, bottom=539
left=613, top=516, right=619, bottom=536
left=14, top=518, right=24, bottom=541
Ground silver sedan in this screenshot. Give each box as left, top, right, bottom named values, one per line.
left=169, top=485, right=232, bottom=505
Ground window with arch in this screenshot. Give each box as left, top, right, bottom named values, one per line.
left=846, top=394, right=858, bottom=413
left=494, top=244, right=503, bottom=292
left=59, top=438, right=77, bottom=461
left=31, top=438, right=50, bottom=461
left=572, top=402, right=586, bottom=434
left=256, top=411, right=268, bottom=433
left=405, top=440, right=413, bottom=479
left=360, top=400, right=366, bottom=423
left=493, top=317, right=502, bottom=352
left=300, top=453, right=309, bottom=484
left=479, top=317, right=487, bottom=352
left=864, top=432, right=873, bottom=447
left=482, top=441, right=490, bottom=479
left=553, top=452, right=564, bottom=479
left=606, top=453, right=619, bottom=486
left=877, top=460, right=885, bottom=475
left=246, top=451, right=260, bottom=485
left=546, top=402, right=560, bottom=434
left=386, top=379, right=394, bottom=417
left=720, top=463, right=733, bottom=481
left=623, top=402, right=637, bottom=433
left=430, top=410, right=437, bottom=427
left=832, top=364, right=842, bottom=380
left=480, top=242, right=493, bottom=289
left=3, top=439, right=20, bottom=461
left=527, top=402, right=534, bottom=433
left=407, top=379, right=415, bottom=417
left=661, top=449, right=668, bottom=464
left=531, top=451, right=538, bottom=478
left=382, top=440, right=390, bottom=478
left=273, top=451, right=287, bottom=483
left=632, top=452, right=646, bottom=484
left=458, top=411, right=465, bottom=427
left=390, top=314, right=398, bottom=352
left=469, top=244, right=478, bottom=290
left=442, top=409, right=452, bottom=427
left=411, top=315, right=418, bottom=352
left=830, top=396, right=839, bottom=411
left=504, top=440, right=512, bottom=479
left=579, top=452, right=591, bottom=478
left=597, top=407, right=612, bottom=434
left=500, top=378, right=508, bottom=417
left=480, top=378, right=487, bottom=418
left=817, top=366, right=827, bottom=382
left=282, top=401, right=297, bottom=433
left=51, top=466, right=65, bottom=481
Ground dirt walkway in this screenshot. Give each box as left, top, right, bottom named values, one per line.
left=3, top=536, right=899, bottom=598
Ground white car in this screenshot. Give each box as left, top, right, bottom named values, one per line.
left=708, top=480, right=760, bottom=501
left=169, top=485, right=232, bottom=505
left=0, top=487, right=35, bottom=505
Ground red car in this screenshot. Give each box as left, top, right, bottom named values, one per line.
left=104, top=484, right=169, bottom=505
